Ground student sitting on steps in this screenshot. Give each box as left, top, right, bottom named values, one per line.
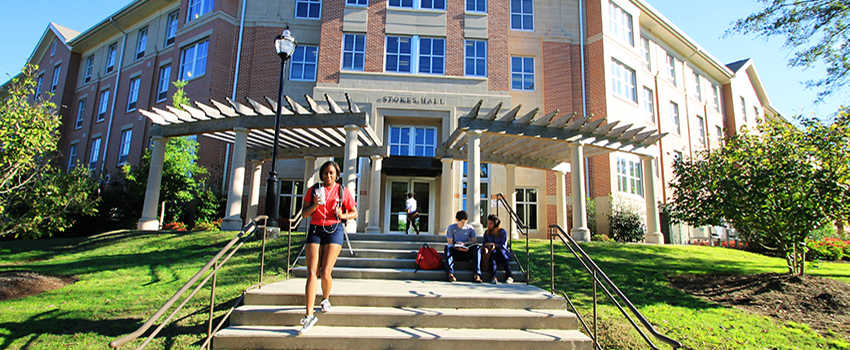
left=444, top=210, right=483, bottom=283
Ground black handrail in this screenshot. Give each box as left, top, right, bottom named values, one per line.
left=494, top=193, right=529, bottom=285
left=548, top=225, right=682, bottom=349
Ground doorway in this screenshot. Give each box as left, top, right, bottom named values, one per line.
left=385, top=177, right=434, bottom=234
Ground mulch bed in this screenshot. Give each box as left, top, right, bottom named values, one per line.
left=670, top=273, right=850, bottom=336
left=0, top=270, right=78, bottom=301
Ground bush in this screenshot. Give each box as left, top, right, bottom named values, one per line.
left=591, top=234, right=611, bottom=242
left=609, top=201, right=646, bottom=243
left=193, top=219, right=222, bottom=232
left=163, top=222, right=187, bottom=231
left=807, top=238, right=849, bottom=261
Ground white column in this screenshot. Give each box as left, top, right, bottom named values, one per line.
left=245, top=160, right=263, bottom=222
left=366, top=155, right=382, bottom=233
left=569, top=143, right=590, bottom=241
left=343, top=124, right=359, bottom=233
left=440, top=158, right=454, bottom=235
left=467, top=130, right=483, bottom=234
left=222, top=128, right=248, bottom=231
left=642, top=155, right=664, bottom=244
left=138, top=136, right=168, bottom=230
left=555, top=170, right=568, bottom=231
left=303, top=156, right=317, bottom=191
left=505, top=163, right=519, bottom=239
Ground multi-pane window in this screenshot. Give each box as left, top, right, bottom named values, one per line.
left=462, top=162, right=490, bottom=223
left=180, top=40, right=209, bottom=80
left=89, top=137, right=101, bottom=170
left=510, top=0, right=533, bottom=30
left=611, top=60, right=636, bottom=102
left=342, top=34, right=366, bottom=71
left=465, top=40, right=487, bottom=77
left=693, top=72, right=702, bottom=101
left=35, top=75, right=43, bottom=99
left=617, top=157, right=643, bottom=196
left=84, top=56, right=94, bottom=83
left=712, top=85, right=720, bottom=112
left=740, top=96, right=747, bottom=122
left=106, top=43, right=117, bottom=73
left=670, top=101, right=680, bottom=134
left=51, top=65, right=61, bottom=92
left=290, top=46, right=318, bottom=81
left=187, top=0, right=214, bottom=22
left=97, top=90, right=109, bottom=121
left=135, top=28, right=147, bottom=60
left=418, top=38, right=445, bottom=74
left=279, top=180, right=305, bottom=226
left=75, top=99, right=86, bottom=129
left=753, top=106, right=759, bottom=122
left=697, top=115, right=706, bottom=146
left=347, top=0, right=368, bottom=5
left=609, top=2, right=633, bottom=46
left=118, top=129, right=132, bottom=165
left=640, top=36, right=651, bottom=70
left=420, top=0, right=446, bottom=10
left=666, top=53, right=676, bottom=86
left=515, top=188, right=538, bottom=230
left=643, top=87, right=654, bottom=122
left=386, top=36, right=412, bottom=73
left=389, top=0, right=414, bottom=7
left=68, top=144, right=78, bottom=171
left=127, top=78, right=140, bottom=112
left=511, top=56, right=534, bottom=90
left=157, top=65, right=171, bottom=102
left=467, top=0, right=486, bottom=12
left=165, top=11, right=179, bottom=46
left=715, top=126, right=723, bottom=146
left=389, top=126, right=437, bottom=156
left=50, top=40, right=57, bottom=56
left=295, top=0, right=321, bottom=19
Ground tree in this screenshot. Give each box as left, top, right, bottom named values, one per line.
left=728, top=0, right=850, bottom=101
left=0, top=65, right=99, bottom=239
left=172, top=80, right=190, bottom=109
left=667, top=111, right=850, bottom=275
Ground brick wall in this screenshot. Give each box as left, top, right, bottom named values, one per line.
left=445, top=0, right=465, bottom=76
left=365, top=0, right=388, bottom=72
left=317, top=0, right=345, bottom=83
left=487, top=0, right=509, bottom=91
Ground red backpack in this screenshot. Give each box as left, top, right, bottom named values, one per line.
left=415, top=243, right=443, bottom=272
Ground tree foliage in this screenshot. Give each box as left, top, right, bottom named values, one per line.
left=728, top=0, right=850, bottom=101
left=608, top=198, right=647, bottom=243
left=667, top=111, right=850, bottom=274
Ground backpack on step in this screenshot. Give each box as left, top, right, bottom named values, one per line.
left=415, top=243, right=442, bottom=272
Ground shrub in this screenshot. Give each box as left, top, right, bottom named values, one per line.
left=609, top=201, right=646, bottom=243
left=807, top=238, right=848, bottom=261
left=193, top=219, right=222, bottom=232
left=591, top=234, right=611, bottom=242
left=163, top=222, right=187, bottom=231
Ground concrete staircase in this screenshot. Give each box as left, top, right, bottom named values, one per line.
left=212, top=233, right=592, bottom=349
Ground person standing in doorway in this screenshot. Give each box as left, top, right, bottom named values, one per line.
left=299, top=161, right=358, bottom=334
left=405, top=192, right=420, bottom=235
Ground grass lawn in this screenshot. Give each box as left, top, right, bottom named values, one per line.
left=513, top=240, right=850, bottom=350
left=0, top=229, right=305, bottom=350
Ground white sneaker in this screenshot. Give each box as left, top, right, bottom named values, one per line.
left=320, top=298, right=332, bottom=313
left=491, top=277, right=499, bottom=284
left=299, top=315, right=318, bottom=334
left=506, top=277, right=514, bottom=284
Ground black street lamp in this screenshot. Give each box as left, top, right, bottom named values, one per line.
left=265, top=27, right=297, bottom=231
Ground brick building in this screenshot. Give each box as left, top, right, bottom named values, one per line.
left=6, top=0, right=780, bottom=242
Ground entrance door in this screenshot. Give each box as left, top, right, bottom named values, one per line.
left=386, top=178, right=433, bottom=234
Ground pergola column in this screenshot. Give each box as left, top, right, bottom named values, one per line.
left=440, top=158, right=454, bottom=235
left=366, top=155, right=382, bottom=233
left=222, top=128, right=248, bottom=231
left=467, top=130, right=483, bottom=234
left=246, top=160, right=263, bottom=222
left=303, top=156, right=317, bottom=190
left=343, top=124, right=359, bottom=233
left=642, top=155, right=664, bottom=244
left=138, top=136, right=168, bottom=230
left=569, top=143, right=590, bottom=242
left=555, top=170, right=568, bottom=233
left=505, top=163, right=518, bottom=239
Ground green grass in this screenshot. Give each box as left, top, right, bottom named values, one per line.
left=513, top=240, right=850, bottom=350
left=0, top=229, right=305, bottom=350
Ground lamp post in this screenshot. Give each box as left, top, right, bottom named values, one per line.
left=265, top=27, right=297, bottom=230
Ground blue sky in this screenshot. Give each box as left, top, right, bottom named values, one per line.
left=0, top=0, right=845, bottom=117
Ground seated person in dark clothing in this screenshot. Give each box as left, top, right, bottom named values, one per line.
left=444, top=210, right=482, bottom=283
left=484, top=214, right=513, bottom=284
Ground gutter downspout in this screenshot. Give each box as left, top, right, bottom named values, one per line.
left=100, top=17, right=127, bottom=176
left=579, top=0, right=591, bottom=199
left=232, top=0, right=247, bottom=100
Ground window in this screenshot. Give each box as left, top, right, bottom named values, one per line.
left=68, top=144, right=78, bottom=171
left=135, top=27, right=147, bottom=60
left=50, top=40, right=57, bottom=56
left=279, top=180, right=305, bottom=224
left=97, top=90, right=109, bottom=122
left=35, top=74, right=43, bottom=99
left=187, top=0, right=214, bottom=22
left=420, top=0, right=445, bottom=10
left=643, top=87, right=654, bottom=122
left=51, top=65, right=61, bottom=92
left=118, top=129, right=132, bottom=165
left=465, top=40, right=487, bottom=77
left=84, top=56, right=94, bottom=83
left=418, top=38, right=445, bottom=74
left=389, top=0, right=414, bottom=7
left=673, top=150, right=683, bottom=162
left=640, top=36, right=651, bottom=70
left=693, top=72, right=702, bottom=101
left=89, top=137, right=101, bottom=170
left=697, top=115, right=705, bottom=146
left=666, top=53, right=676, bottom=86
left=616, top=157, right=643, bottom=196
left=462, top=162, right=490, bottom=223
left=127, top=78, right=140, bottom=112
left=157, top=66, right=171, bottom=102
left=295, top=0, right=321, bottom=19
left=347, top=0, right=367, bottom=5
left=753, top=106, right=759, bottom=121
left=385, top=36, right=412, bottom=73
left=290, top=46, right=318, bottom=81
left=342, top=34, right=366, bottom=71
left=165, top=11, right=179, bottom=46
left=611, top=60, right=636, bottom=102
left=712, top=85, right=720, bottom=112
left=670, top=101, right=680, bottom=134
left=609, top=2, right=633, bottom=46
left=75, top=99, right=86, bottom=129
left=467, top=0, right=486, bottom=12
left=715, top=126, right=723, bottom=146
left=180, top=40, right=209, bottom=80
left=106, top=43, right=117, bottom=73
left=511, top=56, right=534, bottom=90
left=387, top=0, right=444, bottom=9
left=740, top=97, right=747, bottom=122
left=510, top=0, right=533, bottom=30
left=389, top=126, right=437, bottom=156
left=515, top=188, right=538, bottom=230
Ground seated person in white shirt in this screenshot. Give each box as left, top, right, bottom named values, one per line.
left=444, top=210, right=482, bottom=283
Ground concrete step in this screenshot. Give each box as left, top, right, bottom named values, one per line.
left=337, top=248, right=419, bottom=259
left=344, top=240, right=448, bottom=250
left=297, top=256, right=522, bottom=271
left=290, top=266, right=525, bottom=282
left=230, top=305, right=579, bottom=330
left=346, top=233, right=448, bottom=243
left=214, top=326, right=592, bottom=350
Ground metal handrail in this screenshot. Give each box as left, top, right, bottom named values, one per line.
left=286, top=209, right=304, bottom=279
left=548, top=225, right=682, bottom=349
left=494, top=193, right=530, bottom=285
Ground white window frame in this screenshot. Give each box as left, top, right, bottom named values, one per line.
left=187, top=0, right=214, bottom=22
left=89, top=137, right=101, bottom=170
left=295, top=0, right=322, bottom=19
left=279, top=180, right=305, bottom=221
left=419, top=0, right=445, bottom=10
left=753, top=106, right=759, bottom=121
left=51, top=65, right=61, bottom=92
left=510, top=0, right=533, bottom=31
left=157, top=65, right=171, bottom=102
left=609, top=1, right=633, bottom=46
left=385, top=36, right=412, bottom=73
left=106, top=43, right=117, bottom=73
left=127, top=78, right=141, bottom=112
left=388, top=0, right=445, bottom=10
left=35, top=75, right=43, bottom=99
left=462, top=162, right=490, bottom=223
left=712, top=84, right=720, bottom=112
left=389, top=125, right=437, bottom=157
left=136, top=27, right=148, bottom=61
left=418, top=37, right=445, bottom=75
left=466, top=0, right=486, bottom=13
left=166, top=11, right=179, bottom=46
left=384, top=36, right=446, bottom=75
left=670, top=101, right=680, bottom=135
left=290, top=45, right=318, bottom=81
left=347, top=0, right=368, bottom=6
left=180, top=40, right=209, bottom=80
left=118, top=129, right=132, bottom=165
left=697, top=115, right=706, bottom=146
left=666, top=53, right=676, bottom=86
left=465, top=40, right=487, bottom=77
left=616, top=155, right=643, bottom=197
left=740, top=96, right=747, bottom=122
left=84, top=56, right=94, bottom=83
left=75, top=98, right=86, bottom=129
left=511, top=56, right=535, bottom=91
left=50, top=40, right=57, bottom=56
left=342, top=33, right=366, bottom=71
left=97, top=90, right=109, bottom=122
left=642, top=87, right=654, bottom=123
left=68, top=144, right=78, bottom=171
left=715, top=126, right=723, bottom=146
left=611, top=59, right=636, bottom=102
left=515, top=187, right=538, bottom=231
left=693, top=72, right=702, bottom=101
left=640, top=36, right=651, bottom=70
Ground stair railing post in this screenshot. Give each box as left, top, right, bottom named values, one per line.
left=593, top=269, right=598, bottom=349
left=260, top=227, right=267, bottom=287
left=207, top=260, right=218, bottom=350
left=287, top=220, right=292, bottom=280
left=550, top=229, right=554, bottom=294
left=526, top=225, right=530, bottom=285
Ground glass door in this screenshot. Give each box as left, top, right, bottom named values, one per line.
left=386, top=178, right=433, bottom=234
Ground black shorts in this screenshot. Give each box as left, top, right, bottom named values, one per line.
left=306, top=223, right=344, bottom=246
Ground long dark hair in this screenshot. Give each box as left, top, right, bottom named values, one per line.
left=486, top=214, right=501, bottom=235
